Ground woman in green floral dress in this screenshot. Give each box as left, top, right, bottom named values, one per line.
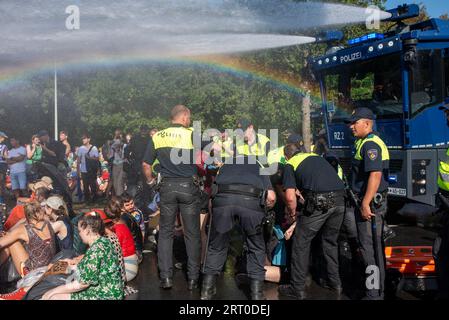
left=42, top=213, right=124, bottom=300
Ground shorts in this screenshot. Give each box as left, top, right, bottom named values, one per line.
left=10, top=171, right=27, bottom=190
left=0, top=163, right=7, bottom=175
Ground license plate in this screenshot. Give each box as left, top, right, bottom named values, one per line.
left=388, top=187, right=407, bottom=197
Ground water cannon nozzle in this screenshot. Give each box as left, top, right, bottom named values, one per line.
left=385, top=4, right=420, bottom=23
left=315, top=30, right=344, bottom=44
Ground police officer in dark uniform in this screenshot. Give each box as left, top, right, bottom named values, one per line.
left=434, top=104, right=449, bottom=299
left=200, top=152, right=276, bottom=300
left=142, top=105, right=201, bottom=290
left=278, top=143, right=346, bottom=300
left=345, top=107, right=390, bottom=300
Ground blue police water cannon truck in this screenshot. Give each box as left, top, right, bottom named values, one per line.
left=310, top=4, right=449, bottom=213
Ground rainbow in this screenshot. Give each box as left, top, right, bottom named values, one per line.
left=0, top=52, right=322, bottom=103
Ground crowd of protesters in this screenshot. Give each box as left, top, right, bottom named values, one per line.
left=0, top=184, right=146, bottom=299
left=0, top=126, right=160, bottom=300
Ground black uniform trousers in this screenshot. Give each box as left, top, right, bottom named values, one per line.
left=354, top=199, right=387, bottom=299
left=158, top=177, right=201, bottom=281
left=203, top=193, right=266, bottom=281
left=291, top=199, right=345, bottom=292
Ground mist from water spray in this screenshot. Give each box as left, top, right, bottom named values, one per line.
left=0, top=0, right=391, bottom=72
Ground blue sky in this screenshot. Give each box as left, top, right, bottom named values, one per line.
left=386, top=0, right=449, bottom=18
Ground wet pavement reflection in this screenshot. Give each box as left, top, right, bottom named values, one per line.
left=127, top=224, right=438, bottom=300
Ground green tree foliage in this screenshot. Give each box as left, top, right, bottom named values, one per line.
left=1, top=63, right=304, bottom=145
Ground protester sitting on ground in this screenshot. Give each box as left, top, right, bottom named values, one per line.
left=264, top=221, right=296, bottom=284
left=0, top=201, right=57, bottom=277
left=7, top=137, right=28, bottom=200
left=105, top=197, right=139, bottom=282
left=3, top=185, right=51, bottom=231
left=41, top=213, right=124, bottom=300
left=16, top=177, right=53, bottom=204
left=43, top=196, right=73, bottom=251
left=96, top=167, right=110, bottom=198
left=67, top=171, right=78, bottom=202
left=121, top=193, right=145, bottom=242
left=84, top=209, right=126, bottom=286
left=119, top=195, right=143, bottom=262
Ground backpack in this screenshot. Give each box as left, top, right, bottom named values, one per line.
left=86, top=146, right=101, bottom=176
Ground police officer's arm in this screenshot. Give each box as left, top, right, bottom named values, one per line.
left=282, top=164, right=297, bottom=219
left=262, top=175, right=276, bottom=208
left=361, top=142, right=383, bottom=220
left=142, top=139, right=156, bottom=184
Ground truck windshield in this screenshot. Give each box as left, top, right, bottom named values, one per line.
left=410, top=49, right=443, bottom=116
left=323, top=53, right=402, bottom=123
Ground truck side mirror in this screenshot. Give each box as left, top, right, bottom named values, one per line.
left=404, top=48, right=417, bottom=66
left=403, top=39, right=418, bottom=68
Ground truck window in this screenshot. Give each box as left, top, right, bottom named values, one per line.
left=323, top=53, right=402, bottom=123
left=410, top=49, right=443, bottom=116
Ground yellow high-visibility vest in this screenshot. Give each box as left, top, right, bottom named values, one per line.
left=152, top=126, right=194, bottom=150
left=286, top=152, right=319, bottom=171
left=438, top=148, right=449, bottom=191
left=354, top=133, right=390, bottom=161
left=236, top=134, right=270, bottom=156
left=267, top=146, right=286, bottom=166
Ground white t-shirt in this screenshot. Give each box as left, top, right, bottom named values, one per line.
left=76, top=145, right=99, bottom=173
left=8, top=146, right=27, bottom=174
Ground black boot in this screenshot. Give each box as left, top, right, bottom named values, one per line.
left=250, top=280, right=266, bottom=300
left=201, top=275, right=217, bottom=300
left=278, top=284, right=306, bottom=300
left=159, top=277, right=173, bottom=289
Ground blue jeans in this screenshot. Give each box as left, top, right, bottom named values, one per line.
left=10, top=171, right=27, bottom=190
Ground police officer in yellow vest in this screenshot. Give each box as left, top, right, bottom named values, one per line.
left=236, top=119, right=271, bottom=157
left=435, top=105, right=449, bottom=299
left=142, top=105, right=201, bottom=291
left=278, top=143, right=346, bottom=300
left=267, top=133, right=304, bottom=167
left=345, top=107, right=390, bottom=300
left=268, top=133, right=305, bottom=226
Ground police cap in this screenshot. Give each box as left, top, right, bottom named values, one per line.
left=344, top=107, right=376, bottom=124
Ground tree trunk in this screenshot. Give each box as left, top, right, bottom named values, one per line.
left=302, top=91, right=312, bottom=152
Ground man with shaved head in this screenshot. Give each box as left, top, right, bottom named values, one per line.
left=345, top=107, right=390, bottom=300
left=142, top=104, right=201, bottom=291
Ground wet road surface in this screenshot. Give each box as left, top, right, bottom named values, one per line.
left=127, top=224, right=438, bottom=300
